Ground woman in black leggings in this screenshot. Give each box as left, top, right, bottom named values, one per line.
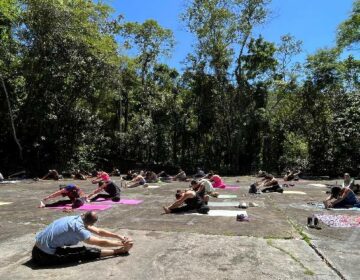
left=163, top=189, right=209, bottom=214
left=88, top=181, right=121, bottom=202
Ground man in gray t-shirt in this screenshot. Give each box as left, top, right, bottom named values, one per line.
left=32, top=211, right=133, bottom=266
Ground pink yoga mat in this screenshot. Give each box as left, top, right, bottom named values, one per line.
left=47, top=204, right=112, bottom=211
left=94, top=198, right=143, bottom=205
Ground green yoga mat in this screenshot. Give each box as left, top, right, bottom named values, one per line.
left=208, top=201, right=239, bottom=207
left=218, top=194, right=237, bottom=199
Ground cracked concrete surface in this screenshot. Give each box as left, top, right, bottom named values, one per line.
left=0, top=177, right=358, bottom=279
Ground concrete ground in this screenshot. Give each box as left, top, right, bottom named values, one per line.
left=0, top=176, right=359, bottom=279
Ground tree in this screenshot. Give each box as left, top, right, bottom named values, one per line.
left=16, top=0, right=121, bottom=172
left=337, top=0, right=360, bottom=50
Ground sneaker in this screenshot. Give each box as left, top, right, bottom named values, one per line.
left=39, top=201, right=45, bottom=208
left=236, top=214, right=249, bottom=222
left=238, top=202, right=248, bottom=209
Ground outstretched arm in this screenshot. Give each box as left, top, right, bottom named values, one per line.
left=84, top=236, right=131, bottom=248
left=87, top=225, right=132, bottom=243
left=43, top=190, right=63, bottom=201
left=168, top=192, right=193, bottom=210
left=88, top=185, right=106, bottom=199
left=331, top=190, right=349, bottom=207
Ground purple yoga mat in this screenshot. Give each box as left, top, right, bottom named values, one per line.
left=47, top=204, right=112, bottom=211
left=222, top=185, right=240, bottom=190
left=94, top=198, right=144, bottom=205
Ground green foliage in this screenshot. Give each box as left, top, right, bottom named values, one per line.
left=337, top=0, right=360, bottom=50
left=0, top=0, right=359, bottom=177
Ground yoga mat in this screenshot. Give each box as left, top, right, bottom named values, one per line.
left=187, top=210, right=247, bottom=217
left=94, top=198, right=143, bottom=205
left=47, top=204, right=112, bottom=211
left=222, top=185, right=240, bottom=190
left=0, top=202, right=13, bottom=206
left=283, top=191, right=307, bottom=195
left=0, top=181, right=20, bottom=184
left=308, top=184, right=327, bottom=188
left=225, top=184, right=240, bottom=188
left=315, top=213, right=360, bottom=228
left=146, top=185, right=160, bottom=189
left=208, top=201, right=239, bottom=207
left=329, top=207, right=360, bottom=212
left=218, top=194, right=237, bottom=199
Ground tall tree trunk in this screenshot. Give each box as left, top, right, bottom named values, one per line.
left=1, top=77, right=23, bottom=161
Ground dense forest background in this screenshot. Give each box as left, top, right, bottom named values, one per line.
left=0, top=0, right=359, bottom=176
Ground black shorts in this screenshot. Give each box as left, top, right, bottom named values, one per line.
left=32, top=245, right=101, bottom=266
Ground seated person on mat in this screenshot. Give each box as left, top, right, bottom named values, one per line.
left=342, top=173, right=355, bottom=188
left=110, top=168, right=121, bottom=176
left=323, top=186, right=359, bottom=209
left=256, top=170, right=267, bottom=177
left=124, top=173, right=146, bottom=188
left=191, top=179, right=218, bottom=198
left=194, top=167, right=205, bottom=178
left=122, top=170, right=134, bottom=181
left=39, top=184, right=87, bottom=209
left=157, top=171, right=172, bottom=182
left=92, top=171, right=111, bottom=184
left=32, top=211, right=133, bottom=266
left=41, top=169, right=60, bottom=180
left=173, top=168, right=187, bottom=181
left=145, top=171, right=158, bottom=183
left=88, top=181, right=121, bottom=202
left=249, top=174, right=283, bottom=193
left=283, top=169, right=301, bottom=181
left=163, top=189, right=209, bottom=214
left=73, top=169, right=87, bottom=180
left=261, top=174, right=283, bottom=193
left=206, top=172, right=226, bottom=188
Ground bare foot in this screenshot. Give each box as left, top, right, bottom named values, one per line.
left=163, top=206, right=171, bottom=214
left=114, top=247, right=129, bottom=255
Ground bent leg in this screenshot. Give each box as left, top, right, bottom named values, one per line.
left=197, top=204, right=210, bottom=214
left=90, top=193, right=112, bottom=202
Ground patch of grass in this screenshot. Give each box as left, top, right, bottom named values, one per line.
left=266, top=239, right=314, bottom=276
left=288, top=218, right=312, bottom=245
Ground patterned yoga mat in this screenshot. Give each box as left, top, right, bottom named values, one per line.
left=315, top=214, right=360, bottom=228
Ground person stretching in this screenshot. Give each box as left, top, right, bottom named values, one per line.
left=206, top=172, right=226, bottom=189
left=32, top=211, right=133, bottom=266
left=92, top=171, right=111, bottom=184
left=125, top=173, right=146, bottom=188
left=39, top=184, right=87, bottom=209
left=323, top=186, right=359, bottom=209
left=88, top=181, right=121, bottom=202
left=191, top=179, right=219, bottom=199
left=163, top=189, right=209, bottom=214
